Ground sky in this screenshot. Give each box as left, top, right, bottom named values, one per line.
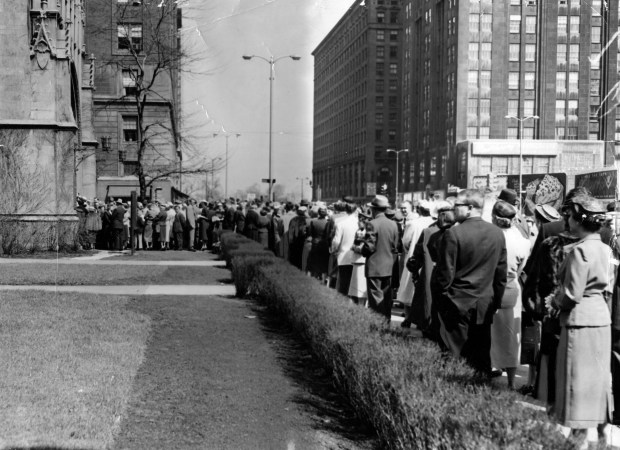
left=181, top=0, right=353, bottom=199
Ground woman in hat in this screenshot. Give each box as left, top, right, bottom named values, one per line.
left=547, top=195, right=611, bottom=446
left=307, top=206, right=330, bottom=281
left=490, top=200, right=531, bottom=389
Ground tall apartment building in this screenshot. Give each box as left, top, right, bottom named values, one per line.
left=312, top=0, right=403, bottom=202
left=403, top=0, right=618, bottom=193
left=85, top=0, right=183, bottom=202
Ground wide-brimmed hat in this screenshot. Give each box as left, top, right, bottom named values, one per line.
left=342, top=195, right=354, bottom=204
left=535, top=204, right=561, bottom=222
left=370, top=195, right=390, bottom=209
left=435, top=201, right=454, bottom=213
left=297, top=206, right=308, bottom=215
left=498, top=188, right=518, bottom=206
left=493, top=200, right=517, bottom=219
left=571, top=195, right=606, bottom=215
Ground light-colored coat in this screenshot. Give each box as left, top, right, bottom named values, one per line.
left=330, top=213, right=358, bottom=266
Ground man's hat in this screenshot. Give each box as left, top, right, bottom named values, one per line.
left=498, top=188, right=518, bottom=206
left=534, top=204, right=561, bottom=223
left=370, top=195, right=390, bottom=209
left=342, top=195, right=354, bottom=204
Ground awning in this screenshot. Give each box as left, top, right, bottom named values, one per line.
left=105, top=185, right=139, bottom=198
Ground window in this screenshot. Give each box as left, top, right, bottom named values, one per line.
left=481, top=14, right=492, bottom=33
left=524, top=100, right=535, bottom=116
left=390, top=12, right=398, bottom=23
left=389, top=46, right=398, bottom=58
left=567, top=100, right=578, bottom=121
left=590, top=78, right=600, bottom=96
left=592, top=26, right=601, bottom=44
left=569, top=16, right=580, bottom=37
left=556, top=72, right=567, bottom=95
left=557, top=44, right=567, bottom=66
left=525, top=16, right=537, bottom=33
left=468, top=98, right=478, bottom=116
left=377, top=46, right=385, bottom=58
left=122, top=69, right=137, bottom=96
left=524, top=72, right=535, bottom=90
left=377, top=12, right=385, bottom=23
left=480, top=99, right=491, bottom=123
left=480, top=43, right=492, bottom=61
left=556, top=100, right=566, bottom=122
left=567, top=127, right=578, bottom=139
left=509, top=72, right=519, bottom=89
left=509, top=44, right=520, bottom=62
left=556, top=127, right=566, bottom=139
left=123, top=116, right=138, bottom=142
left=467, top=127, right=478, bottom=139
left=568, top=72, right=579, bottom=95
left=377, top=79, right=385, bottom=92
left=376, top=96, right=384, bottom=108
left=522, top=127, right=534, bottom=139
left=468, top=71, right=478, bottom=90
left=469, top=43, right=480, bottom=61
left=480, top=71, right=491, bottom=98
left=389, top=63, right=398, bottom=74
left=375, top=129, right=383, bottom=141
left=507, top=127, right=518, bottom=139
left=525, top=44, right=536, bottom=62
left=389, top=96, right=397, bottom=107
left=557, top=16, right=567, bottom=37
left=388, top=130, right=396, bottom=141
left=389, top=31, right=398, bottom=41
left=508, top=99, right=519, bottom=117
left=569, top=44, right=579, bottom=66
left=389, top=79, right=397, bottom=91
left=591, top=53, right=600, bottom=70
left=376, top=62, right=384, bottom=76
left=469, top=14, right=480, bottom=33
left=376, top=112, right=384, bottom=124
left=117, top=24, right=142, bottom=52
left=377, top=30, right=385, bottom=41
left=510, top=15, right=521, bottom=33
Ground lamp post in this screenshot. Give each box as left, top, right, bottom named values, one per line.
left=296, top=176, right=309, bottom=202
left=213, top=132, right=241, bottom=200
left=206, top=157, right=221, bottom=200
left=242, top=54, right=301, bottom=202
left=505, top=115, right=539, bottom=202
left=386, top=148, right=408, bottom=205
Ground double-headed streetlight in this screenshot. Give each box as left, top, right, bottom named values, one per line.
left=206, top=156, right=221, bottom=200
left=213, top=132, right=241, bottom=200
left=386, top=148, right=408, bottom=205
left=242, top=54, right=301, bottom=202
left=296, top=176, right=309, bottom=202
left=505, top=115, right=539, bottom=200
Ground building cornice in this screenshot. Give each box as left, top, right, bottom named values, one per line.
left=0, top=120, right=78, bottom=130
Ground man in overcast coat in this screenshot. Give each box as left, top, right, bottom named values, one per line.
left=436, top=189, right=507, bottom=375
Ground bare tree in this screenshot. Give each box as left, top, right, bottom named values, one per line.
left=0, top=130, right=51, bottom=214
left=87, top=0, right=211, bottom=200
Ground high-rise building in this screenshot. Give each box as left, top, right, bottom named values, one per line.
left=312, top=0, right=403, bottom=202
left=403, top=0, right=617, bottom=193
left=85, top=0, right=183, bottom=202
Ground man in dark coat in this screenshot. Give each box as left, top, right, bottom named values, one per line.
left=436, top=189, right=507, bottom=375
left=362, top=195, right=399, bottom=322
left=172, top=205, right=186, bottom=250
left=111, top=199, right=126, bottom=251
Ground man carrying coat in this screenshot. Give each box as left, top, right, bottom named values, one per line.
left=362, top=195, right=399, bottom=322
left=436, top=189, right=507, bottom=375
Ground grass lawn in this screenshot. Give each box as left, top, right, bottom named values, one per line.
left=101, top=249, right=222, bottom=262
left=0, top=291, right=150, bottom=449
left=0, top=264, right=228, bottom=286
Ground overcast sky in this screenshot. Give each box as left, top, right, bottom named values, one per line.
left=181, top=0, right=353, bottom=199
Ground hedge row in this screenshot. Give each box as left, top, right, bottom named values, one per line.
left=220, top=232, right=575, bottom=450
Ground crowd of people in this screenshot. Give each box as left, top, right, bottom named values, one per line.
left=225, top=187, right=617, bottom=447
left=74, top=196, right=227, bottom=252
left=75, top=186, right=619, bottom=446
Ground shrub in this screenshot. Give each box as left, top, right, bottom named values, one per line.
left=228, top=241, right=574, bottom=450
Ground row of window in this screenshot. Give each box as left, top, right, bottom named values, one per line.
left=376, top=29, right=399, bottom=42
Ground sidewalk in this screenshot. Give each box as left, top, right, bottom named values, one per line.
left=0, top=284, right=236, bottom=296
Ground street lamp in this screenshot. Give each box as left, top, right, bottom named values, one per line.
left=386, top=148, right=408, bottom=205
left=242, top=54, right=301, bottom=202
left=505, top=115, right=539, bottom=202
left=296, top=176, right=309, bottom=202
left=206, top=157, right=221, bottom=200
left=213, top=132, right=241, bottom=200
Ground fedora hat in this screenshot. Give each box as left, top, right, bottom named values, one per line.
left=370, top=195, right=390, bottom=209
left=498, top=188, right=518, bottom=206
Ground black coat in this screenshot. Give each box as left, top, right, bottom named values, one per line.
left=111, top=206, right=126, bottom=230
left=436, top=216, right=507, bottom=326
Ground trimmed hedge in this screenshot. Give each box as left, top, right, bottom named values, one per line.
left=220, top=233, right=575, bottom=450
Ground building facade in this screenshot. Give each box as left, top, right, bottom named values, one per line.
left=0, top=0, right=94, bottom=249
left=403, top=0, right=618, bottom=193
left=84, top=0, right=183, bottom=202
left=312, top=0, right=403, bottom=202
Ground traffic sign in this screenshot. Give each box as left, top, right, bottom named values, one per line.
left=261, top=178, right=276, bottom=184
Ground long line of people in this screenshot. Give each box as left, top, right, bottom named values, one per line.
left=231, top=188, right=618, bottom=448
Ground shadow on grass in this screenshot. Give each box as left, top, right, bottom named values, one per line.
left=251, top=302, right=385, bottom=450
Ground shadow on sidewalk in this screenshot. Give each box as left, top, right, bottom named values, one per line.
left=251, top=302, right=385, bottom=450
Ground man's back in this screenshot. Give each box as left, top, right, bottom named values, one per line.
left=365, top=213, right=399, bottom=278
left=437, top=216, right=507, bottom=324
